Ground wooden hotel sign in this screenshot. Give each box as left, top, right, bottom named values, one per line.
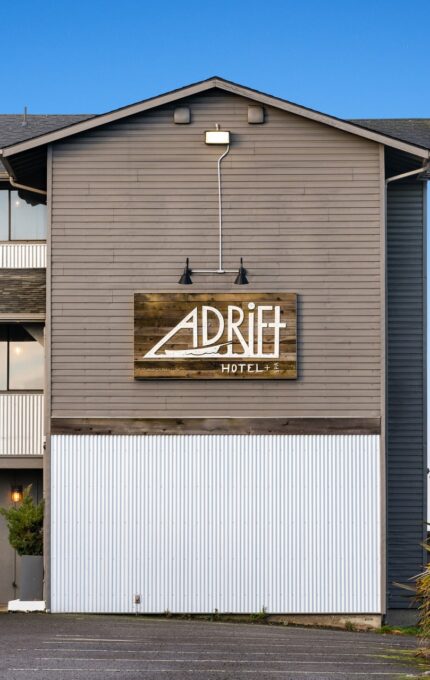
left=134, top=293, right=297, bottom=380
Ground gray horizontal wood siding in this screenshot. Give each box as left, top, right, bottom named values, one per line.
left=386, top=182, right=427, bottom=609
left=50, top=90, right=382, bottom=418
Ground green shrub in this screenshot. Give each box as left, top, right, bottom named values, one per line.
left=0, top=485, right=44, bottom=556
left=416, top=549, right=430, bottom=643
left=395, top=530, right=430, bottom=651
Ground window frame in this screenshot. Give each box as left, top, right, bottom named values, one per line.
left=0, top=188, right=47, bottom=243
left=0, top=324, right=44, bottom=393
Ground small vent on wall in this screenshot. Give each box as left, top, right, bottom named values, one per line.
left=174, top=107, right=191, bottom=124
left=248, top=105, right=265, bottom=124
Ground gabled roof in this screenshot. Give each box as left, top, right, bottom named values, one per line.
left=1, top=77, right=429, bottom=160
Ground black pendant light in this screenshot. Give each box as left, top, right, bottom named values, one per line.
left=178, top=257, right=193, bottom=285
left=234, top=258, right=248, bottom=285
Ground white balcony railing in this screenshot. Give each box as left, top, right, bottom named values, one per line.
left=0, top=394, right=44, bottom=456
left=0, top=243, right=46, bottom=268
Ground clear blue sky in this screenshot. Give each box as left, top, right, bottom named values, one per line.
left=0, top=0, right=429, bottom=118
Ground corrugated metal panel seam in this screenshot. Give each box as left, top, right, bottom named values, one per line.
left=51, top=434, right=381, bottom=614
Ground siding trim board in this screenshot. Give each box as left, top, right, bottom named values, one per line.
left=43, top=144, right=53, bottom=610
left=51, top=417, right=381, bottom=436
left=0, top=455, right=43, bottom=469
left=380, top=144, right=387, bottom=615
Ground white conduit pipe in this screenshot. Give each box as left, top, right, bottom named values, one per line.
left=217, top=143, right=230, bottom=272
left=193, top=143, right=233, bottom=275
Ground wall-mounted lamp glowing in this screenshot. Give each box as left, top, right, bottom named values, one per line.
left=178, top=258, right=193, bottom=285
left=11, top=486, right=23, bottom=503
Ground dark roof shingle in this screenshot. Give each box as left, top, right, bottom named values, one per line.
left=350, top=118, right=430, bottom=150
left=0, top=114, right=93, bottom=148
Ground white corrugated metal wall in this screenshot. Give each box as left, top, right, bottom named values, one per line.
left=51, top=434, right=381, bottom=614
left=0, top=394, right=44, bottom=455
left=0, top=244, right=46, bottom=268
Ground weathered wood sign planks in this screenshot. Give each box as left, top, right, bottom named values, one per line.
left=134, top=293, right=297, bottom=380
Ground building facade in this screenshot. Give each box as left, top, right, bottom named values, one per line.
left=0, top=78, right=428, bottom=623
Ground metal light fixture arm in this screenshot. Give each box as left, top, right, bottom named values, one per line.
left=193, top=142, right=234, bottom=274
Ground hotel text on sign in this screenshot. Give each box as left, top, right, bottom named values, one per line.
left=134, top=293, right=297, bottom=379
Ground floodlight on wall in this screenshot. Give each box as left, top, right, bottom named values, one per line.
left=205, top=129, right=230, bottom=145
left=11, top=486, right=23, bottom=503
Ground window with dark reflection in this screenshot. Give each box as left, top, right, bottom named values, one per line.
left=0, top=324, right=44, bottom=391
left=0, top=191, right=8, bottom=240
left=10, top=191, right=47, bottom=240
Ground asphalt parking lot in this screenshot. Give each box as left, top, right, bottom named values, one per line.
left=0, top=614, right=425, bottom=679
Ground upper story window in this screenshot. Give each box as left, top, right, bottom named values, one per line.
left=0, top=190, right=47, bottom=241
left=0, top=323, right=44, bottom=391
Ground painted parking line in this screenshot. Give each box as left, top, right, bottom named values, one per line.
left=31, top=658, right=408, bottom=665
left=41, top=638, right=411, bottom=648
left=9, top=670, right=411, bottom=676
left=29, top=648, right=400, bottom=657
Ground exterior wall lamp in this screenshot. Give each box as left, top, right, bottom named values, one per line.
left=178, top=126, right=249, bottom=285
left=178, top=257, right=248, bottom=285
left=11, top=485, right=23, bottom=503
left=234, top=258, right=248, bottom=285
left=178, top=258, right=193, bottom=285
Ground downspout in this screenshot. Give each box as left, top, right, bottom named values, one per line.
left=8, top=176, right=47, bottom=197
left=386, top=163, right=429, bottom=185
left=0, top=151, right=47, bottom=196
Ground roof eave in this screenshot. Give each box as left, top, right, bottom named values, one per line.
left=1, top=78, right=218, bottom=157
left=1, top=77, right=429, bottom=160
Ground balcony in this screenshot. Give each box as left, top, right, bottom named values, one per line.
left=0, top=323, right=45, bottom=465
left=0, top=188, right=47, bottom=268
left=0, top=393, right=44, bottom=458
left=0, top=243, right=46, bottom=268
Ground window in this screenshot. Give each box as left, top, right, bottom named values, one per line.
left=0, top=324, right=44, bottom=391
left=0, top=191, right=8, bottom=240
left=0, top=190, right=47, bottom=241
